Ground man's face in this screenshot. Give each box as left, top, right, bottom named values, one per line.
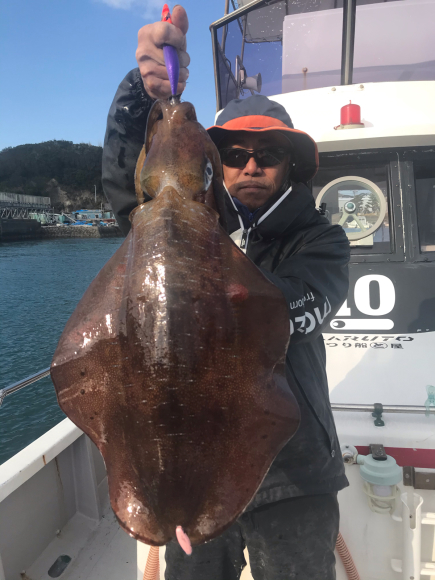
left=219, top=131, right=291, bottom=211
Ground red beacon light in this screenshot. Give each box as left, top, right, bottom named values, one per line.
left=335, top=101, right=365, bottom=130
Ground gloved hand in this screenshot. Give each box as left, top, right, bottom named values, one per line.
left=136, top=5, right=190, bottom=99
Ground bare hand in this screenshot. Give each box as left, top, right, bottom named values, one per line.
left=136, top=5, right=190, bottom=99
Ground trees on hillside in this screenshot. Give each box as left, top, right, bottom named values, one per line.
left=0, top=141, right=104, bottom=209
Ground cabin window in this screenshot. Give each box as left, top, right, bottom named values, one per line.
left=281, top=2, right=344, bottom=93
left=213, top=0, right=434, bottom=109
left=312, top=164, right=392, bottom=254
left=353, top=0, right=435, bottom=85
left=216, top=0, right=345, bottom=105
left=415, top=161, right=435, bottom=253
left=217, top=2, right=288, bottom=107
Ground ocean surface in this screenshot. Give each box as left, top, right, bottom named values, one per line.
left=0, top=237, right=124, bottom=465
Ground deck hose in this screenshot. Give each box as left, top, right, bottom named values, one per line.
left=142, top=546, right=159, bottom=580
left=336, top=531, right=360, bottom=580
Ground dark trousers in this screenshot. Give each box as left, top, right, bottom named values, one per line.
left=165, top=493, right=339, bottom=580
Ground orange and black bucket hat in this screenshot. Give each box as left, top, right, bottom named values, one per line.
left=207, top=95, right=319, bottom=183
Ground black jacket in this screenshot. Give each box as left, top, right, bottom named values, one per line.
left=102, top=69, right=350, bottom=508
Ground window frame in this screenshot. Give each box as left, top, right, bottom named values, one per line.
left=210, top=0, right=350, bottom=111
left=312, top=149, right=405, bottom=263
left=313, top=147, right=435, bottom=263
left=401, top=158, right=435, bottom=263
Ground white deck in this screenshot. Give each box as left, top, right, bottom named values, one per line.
left=25, top=504, right=258, bottom=580
left=0, top=418, right=259, bottom=580
left=26, top=508, right=137, bottom=580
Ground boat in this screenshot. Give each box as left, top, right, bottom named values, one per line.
left=1, top=1, right=434, bottom=578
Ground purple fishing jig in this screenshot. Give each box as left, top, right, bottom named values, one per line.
left=161, top=4, right=180, bottom=99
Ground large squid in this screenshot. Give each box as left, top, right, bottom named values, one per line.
left=51, top=99, right=300, bottom=550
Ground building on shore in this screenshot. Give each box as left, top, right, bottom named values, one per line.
left=72, top=207, right=114, bottom=221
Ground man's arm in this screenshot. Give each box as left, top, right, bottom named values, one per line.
left=102, top=6, right=190, bottom=235
left=102, top=68, right=153, bottom=236
left=261, top=222, right=350, bottom=344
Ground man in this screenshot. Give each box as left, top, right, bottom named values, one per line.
left=102, top=7, right=350, bottom=579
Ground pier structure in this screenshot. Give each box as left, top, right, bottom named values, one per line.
left=0, top=192, right=54, bottom=221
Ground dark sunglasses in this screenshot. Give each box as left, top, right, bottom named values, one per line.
left=219, top=146, right=292, bottom=168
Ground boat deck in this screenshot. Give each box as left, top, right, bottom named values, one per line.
left=26, top=506, right=138, bottom=580
left=25, top=503, right=255, bottom=580
left=0, top=419, right=256, bottom=580
left=4, top=417, right=433, bottom=580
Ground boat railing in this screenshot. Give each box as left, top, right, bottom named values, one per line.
left=0, top=367, right=50, bottom=407
left=1, top=368, right=434, bottom=415
left=331, top=403, right=434, bottom=415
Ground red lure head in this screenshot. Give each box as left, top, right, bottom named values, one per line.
left=161, top=4, right=172, bottom=23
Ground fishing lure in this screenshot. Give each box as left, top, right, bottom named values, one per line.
left=161, top=4, right=180, bottom=101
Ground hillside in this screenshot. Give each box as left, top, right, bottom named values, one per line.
left=0, top=140, right=106, bottom=212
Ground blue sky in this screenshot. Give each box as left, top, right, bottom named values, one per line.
left=0, top=0, right=225, bottom=150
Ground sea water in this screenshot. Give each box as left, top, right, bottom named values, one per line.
left=0, top=237, right=123, bottom=464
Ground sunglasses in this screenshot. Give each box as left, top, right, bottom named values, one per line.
left=219, top=146, right=292, bottom=168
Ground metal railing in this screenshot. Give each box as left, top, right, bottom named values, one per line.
left=1, top=368, right=434, bottom=416
left=331, top=403, right=435, bottom=415
left=0, top=367, right=51, bottom=408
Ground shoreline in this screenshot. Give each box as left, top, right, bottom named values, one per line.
left=0, top=219, right=123, bottom=241
left=41, top=225, right=123, bottom=239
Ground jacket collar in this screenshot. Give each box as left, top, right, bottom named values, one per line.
left=224, top=182, right=317, bottom=238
